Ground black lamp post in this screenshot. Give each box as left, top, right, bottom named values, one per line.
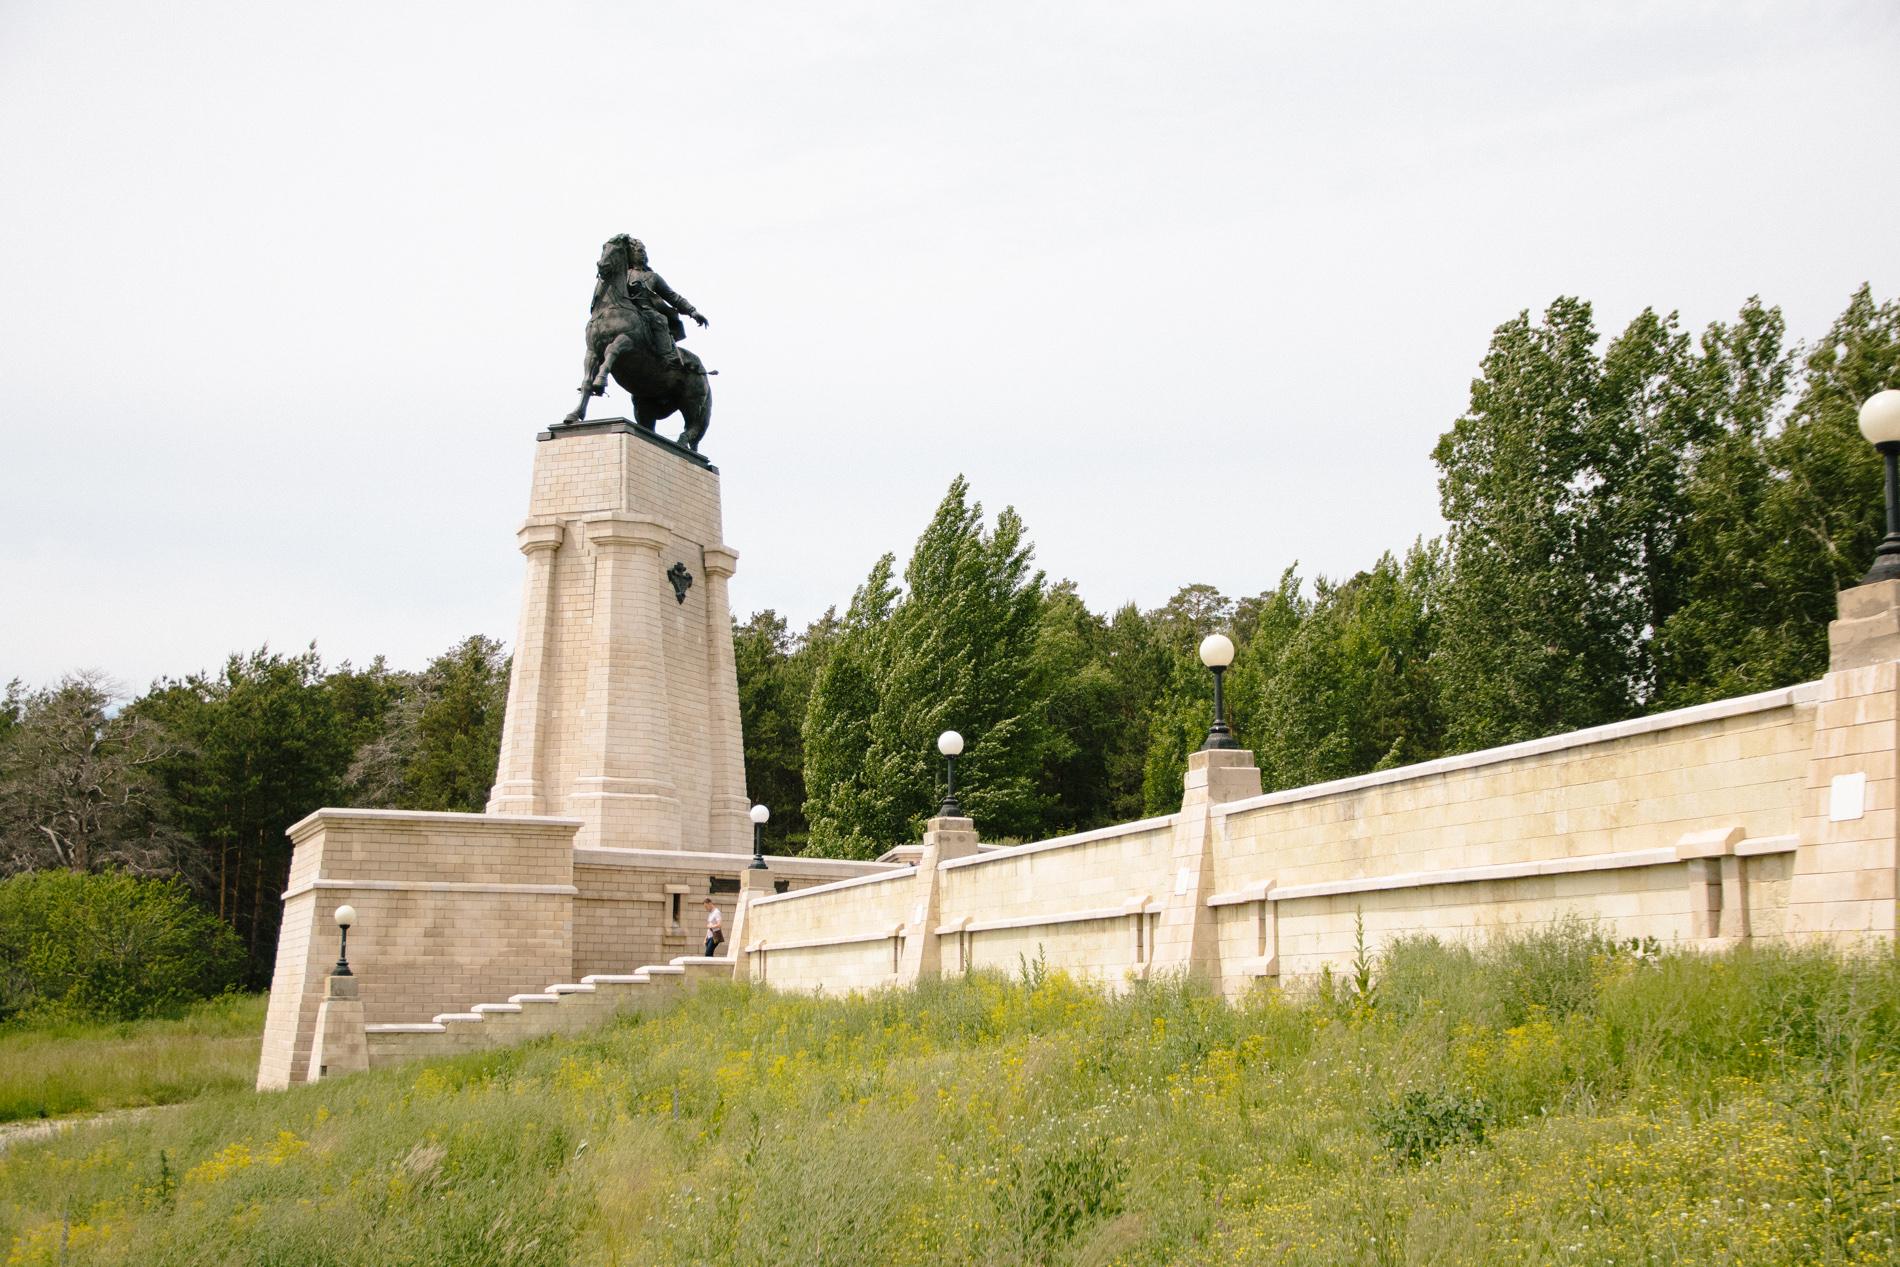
left=1860, top=391, right=1900, bottom=584
left=1199, top=633, right=1239, bottom=750
left=749, top=803, right=770, bottom=870
left=938, top=730, right=964, bottom=817
left=332, top=904, right=356, bottom=976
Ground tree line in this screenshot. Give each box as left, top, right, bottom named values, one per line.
left=750, top=286, right=1900, bottom=855
left=2, top=286, right=1894, bottom=972
left=0, top=640, right=509, bottom=986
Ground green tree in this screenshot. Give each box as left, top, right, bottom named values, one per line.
left=0, top=673, right=183, bottom=878
left=735, top=609, right=825, bottom=851
left=133, top=646, right=355, bottom=986
left=804, top=478, right=1051, bottom=857
left=0, top=680, right=22, bottom=748
left=0, top=870, right=244, bottom=1023
left=1253, top=546, right=1442, bottom=791
left=346, top=637, right=508, bottom=812
left=1432, top=298, right=1643, bottom=751
left=1027, top=582, right=1124, bottom=833
left=1657, top=287, right=1899, bottom=703
left=802, top=557, right=899, bottom=858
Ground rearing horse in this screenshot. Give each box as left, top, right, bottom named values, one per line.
left=562, top=236, right=713, bottom=452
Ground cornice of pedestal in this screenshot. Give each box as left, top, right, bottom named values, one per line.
left=516, top=521, right=565, bottom=554
left=702, top=545, right=739, bottom=578
left=583, top=513, right=670, bottom=552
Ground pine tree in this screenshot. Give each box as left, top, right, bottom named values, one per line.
left=802, top=478, right=1050, bottom=857
left=802, top=556, right=898, bottom=858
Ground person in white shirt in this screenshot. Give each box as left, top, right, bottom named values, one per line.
left=703, top=897, right=724, bottom=956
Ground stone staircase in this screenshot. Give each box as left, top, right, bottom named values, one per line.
left=362, top=956, right=734, bottom=1069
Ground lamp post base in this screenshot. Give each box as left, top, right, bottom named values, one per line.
left=1864, top=537, right=1900, bottom=585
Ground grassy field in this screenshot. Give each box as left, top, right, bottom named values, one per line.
left=0, top=994, right=267, bottom=1125
left=1, top=933, right=1897, bottom=1265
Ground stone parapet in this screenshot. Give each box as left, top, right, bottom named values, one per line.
left=723, top=589, right=1900, bottom=998
left=257, top=810, right=580, bottom=1091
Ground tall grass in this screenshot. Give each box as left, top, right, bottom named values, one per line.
left=1, top=934, right=1897, bottom=1264
left=0, top=993, right=267, bottom=1124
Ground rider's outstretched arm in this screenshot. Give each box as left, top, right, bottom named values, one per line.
left=653, top=274, right=709, bottom=326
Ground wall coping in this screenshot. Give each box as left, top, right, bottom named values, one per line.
left=937, top=814, right=1178, bottom=874
left=573, top=846, right=896, bottom=876
left=287, top=807, right=583, bottom=844
left=282, top=878, right=580, bottom=901
left=1213, top=681, right=1820, bottom=819
left=748, top=865, right=917, bottom=909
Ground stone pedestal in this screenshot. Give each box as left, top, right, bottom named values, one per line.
left=306, top=974, right=368, bottom=1082
left=487, top=421, right=750, bottom=853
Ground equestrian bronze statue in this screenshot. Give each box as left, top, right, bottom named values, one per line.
left=562, top=235, right=713, bottom=451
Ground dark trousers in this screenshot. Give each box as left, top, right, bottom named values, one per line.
left=704, top=933, right=721, bottom=956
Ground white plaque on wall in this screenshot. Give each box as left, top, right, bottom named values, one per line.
left=1174, top=866, right=1192, bottom=896
left=1829, top=771, right=1868, bottom=823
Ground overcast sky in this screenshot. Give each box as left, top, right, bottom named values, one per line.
left=2, top=1, right=1896, bottom=692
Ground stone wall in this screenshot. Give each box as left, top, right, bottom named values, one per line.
left=737, top=583, right=1900, bottom=997
left=937, top=818, right=1174, bottom=981
left=743, top=867, right=919, bottom=991
left=257, top=810, right=580, bottom=1090
left=1208, top=682, right=1813, bottom=990
left=572, top=847, right=896, bottom=978
left=258, top=811, right=891, bottom=1089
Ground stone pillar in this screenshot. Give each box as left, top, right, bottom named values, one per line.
left=488, top=521, right=565, bottom=815
left=727, top=865, right=775, bottom=979
left=702, top=545, right=751, bottom=854
left=305, top=974, right=368, bottom=1082
left=1790, top=580, right=1900, bottom=941
left=1152, top=749, right=1262, bottom=981
left=895, top=816, right=980, bottom=984
left=569, top=514, right=682, bottom=850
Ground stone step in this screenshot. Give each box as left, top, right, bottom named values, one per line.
left=464, top=1001, right=541, bottom=1042
left=365, top=1022, right=452, bottom=1067
left=361, top=957, right=714, bottom=1073
left=670, top=955, right=736, bottom=986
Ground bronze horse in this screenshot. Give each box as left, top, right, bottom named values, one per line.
left=563, top=235, right=713, bottom=451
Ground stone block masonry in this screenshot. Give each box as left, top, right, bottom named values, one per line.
left=487, top=421, right=750, bottom=855
left=257, top=809, right=889, bottom=1088
left=259, top=420, right=896, bottom=1089
left=739, top=581, right=1900, bottom=997
left=257, top=810, right=581, bottom=1090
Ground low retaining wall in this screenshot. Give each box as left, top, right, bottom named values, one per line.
left=937, top=818, right=1174, bottom=980
left=738, top=583, right=1900, bottom=997
left=1208, top=682, right=1814, bottom=990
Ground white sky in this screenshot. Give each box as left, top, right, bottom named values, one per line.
left=2, top=1, right=1896, bottom=691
